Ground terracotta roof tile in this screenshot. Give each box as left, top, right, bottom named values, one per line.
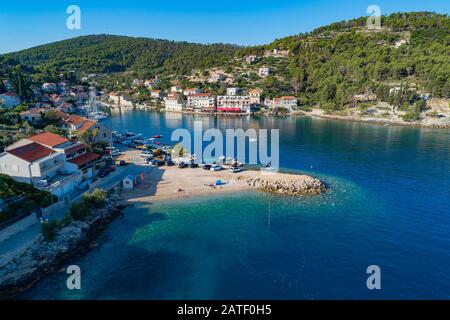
left=68, top=152, right=101, bottom=167
left=27, top=132, right=69, bottom=148
left=8, top=142, right=55, bottom=163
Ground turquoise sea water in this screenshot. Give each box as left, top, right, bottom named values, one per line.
left=23, top=111, right=450, bottom=299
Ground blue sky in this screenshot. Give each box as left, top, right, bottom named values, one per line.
left=0, top=0, right=449, bottom=53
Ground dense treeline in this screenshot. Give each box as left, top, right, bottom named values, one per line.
left=238, top=12, right=450, bottom=109
left=3, top=35, right=239, bottom=80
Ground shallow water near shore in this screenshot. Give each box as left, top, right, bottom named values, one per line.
left=22, top=111, right=450, bottom=299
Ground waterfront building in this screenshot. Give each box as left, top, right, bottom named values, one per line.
left=151, top=90, right=165, bottom=99
left=164, top=93, right=185, bottom=112
left=249, top=88, right=263, bottom=104
left=270, top=96, right=299, bottom=109
left=0, top=132, right=101, bottom=196
left=61, top=114, right=112, bottom=144
left=217, top=95, right=251, bottom=113
left=187, top=93, right=216, bottom=112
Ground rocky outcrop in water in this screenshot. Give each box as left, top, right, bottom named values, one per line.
left=238, top=175, right=326, bottom=195
left=0, top=187, right=124, bottom=297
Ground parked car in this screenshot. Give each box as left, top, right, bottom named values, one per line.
left=150, top=159, right=165, bottom=167
left=177, top=162, right=188, bottom=169
left=189, top=163, right=199, bottom=168
left=230, top=166, right=243, bottom=173
left=118, top=160, right=127, bottom=166
left=140, top=150, right=153, bottom=158
left=202, top=164, right=212, bottom=170
left=145, top=157, right=154, bottom=164
left=210, top=165, right=223, bottom=171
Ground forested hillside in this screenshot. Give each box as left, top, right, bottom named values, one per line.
left=238, top=12, right=449, bottom=109
left=2, top=35, right=238, bottom=81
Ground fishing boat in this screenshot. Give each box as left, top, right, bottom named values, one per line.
left=152, top=134, right=163, bottom=139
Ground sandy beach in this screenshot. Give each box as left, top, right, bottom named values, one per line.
left=118, top=150, right=324, bottom=203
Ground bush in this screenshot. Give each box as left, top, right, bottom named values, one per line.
left=82, top=188, right=106, bottom=209
left=70, top=201, right=91, bottom=221
left=41, top=220, right=59, bottom=241
left=402, top=110, right=420, bottom=122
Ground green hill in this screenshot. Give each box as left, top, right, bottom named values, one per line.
left=237, top=12, right=449, bottom=108
left=2, top=35, right=239, bottom=80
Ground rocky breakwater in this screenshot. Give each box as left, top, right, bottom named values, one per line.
left=238, top=173, right=326, bottom=195
left=0, top=186, right=124, bottom=297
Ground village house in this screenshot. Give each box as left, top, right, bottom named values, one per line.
left=20, top=108, right=45, bottom=124
left=217, top=95, right=252, bottom=113
left=61, top=114, right=112, bottom=144
left=208, top=73, right=226, bottom=83
left=249, top=88, right=263, bottom=104
left=151, top=90, right=165, bottom=99
left=183, top=88, right=203, bottom=96
left=0, top=142, right=67, bottom=186
left=259, top=66, right=271, bottom=77
left=226, top=87, right=242, bottom=96
left=0, top=91, right=21, bottom=109
left=109, top=92, right=133, bottom=107
left=270, top=96, right=299, bottom=109
left=245, top=55, right=261, bottom=64
left=164, top=93, right=185, bottom=112
left=25, top=132, right=101, bottom=180
left=144, top=78, right=161, bottom=88
left=0, top=132, right=102, bottom=196
left=187, top=93, right=216, bottom=112
left=171, top=86, right=183, bottom=93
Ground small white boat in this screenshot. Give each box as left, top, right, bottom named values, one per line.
left=210, top=165, right=223, bottom=171
left=89, top=111, right=108, bottom=120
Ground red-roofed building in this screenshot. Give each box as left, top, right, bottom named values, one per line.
left=68, top=152, right=101, bottom=169
left=0, top=142, right=66, bottom=185
left=61, top=115, right=112, bottom=143
left=27, top=132, right=70, bottom=148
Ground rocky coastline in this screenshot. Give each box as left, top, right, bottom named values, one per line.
left=238, top=175, right=326, bottom=195
left=0, top=186, right=124, bottom=298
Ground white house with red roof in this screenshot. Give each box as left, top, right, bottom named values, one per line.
left=0, top=91, right=21, bottom=109
left=61, top=114, right=112, bottom=144
left=1, top=132, right=102, bottom=196
left=0, top=142, right=66, bottom=185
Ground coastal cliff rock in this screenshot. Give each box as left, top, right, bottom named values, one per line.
left=0, top=187, right=124, bottom=297
left=238, top=175, right=326, bottom=195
